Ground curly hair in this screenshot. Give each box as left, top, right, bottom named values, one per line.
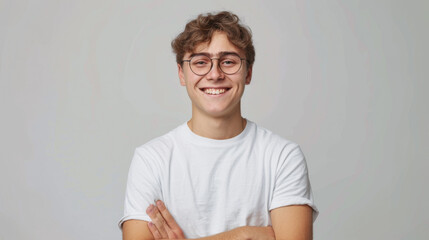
left=171, top=11, right=255, bottom=67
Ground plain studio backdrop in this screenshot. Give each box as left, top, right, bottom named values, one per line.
left=0, top=0, right=428, bottom=239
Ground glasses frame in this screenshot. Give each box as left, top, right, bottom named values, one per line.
left=181, top=53, right=247, bottom=76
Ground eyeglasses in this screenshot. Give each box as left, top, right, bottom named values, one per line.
left=181, top=53, right=247, bottom=76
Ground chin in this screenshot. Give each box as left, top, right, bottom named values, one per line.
left=204, top=106, right=239, bottom=118
left=193, top=100, right=240, bottom=118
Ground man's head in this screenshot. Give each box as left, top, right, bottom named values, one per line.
left=173, top=11, right=255, bottom=119
left=171, top=11, right=255, bottom=68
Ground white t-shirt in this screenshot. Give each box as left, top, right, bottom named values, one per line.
left=119, top=120, right=318, bottom=238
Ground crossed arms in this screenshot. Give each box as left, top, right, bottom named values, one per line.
left=122, top=200, right=313, bottom=240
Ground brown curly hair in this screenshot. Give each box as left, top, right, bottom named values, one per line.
left=171, top=11, right=255, bottom=67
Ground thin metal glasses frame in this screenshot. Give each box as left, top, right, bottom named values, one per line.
left=181, top=53, right=247, bottom=76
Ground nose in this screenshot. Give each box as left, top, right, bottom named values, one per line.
left=206, top=59, right=224, bottom=80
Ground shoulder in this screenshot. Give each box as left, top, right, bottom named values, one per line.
left=133, top=123, right=185, bottom=161
left=250, top=121, right=301, bottom=153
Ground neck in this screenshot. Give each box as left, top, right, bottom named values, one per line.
left=187, top=109, right=246, bottom=140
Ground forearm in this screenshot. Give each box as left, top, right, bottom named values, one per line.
left=155, top=226, right=273, bottom=240
left=142, top=200, right=274, bottom=240
left=198, top=226, right=251, bottom=240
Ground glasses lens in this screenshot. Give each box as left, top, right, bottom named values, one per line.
left=219, top=54, right=242, bottom=74
left=189, top=54, right=243, bottom=75
left=190, top=55, right=212, bottom=75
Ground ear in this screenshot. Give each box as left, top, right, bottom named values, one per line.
left=178, top=63, right=186, bottom=86
left=245, top=65, right=253, bottom=85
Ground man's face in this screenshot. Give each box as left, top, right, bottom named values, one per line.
left=178, top=31, right=252, bottom=119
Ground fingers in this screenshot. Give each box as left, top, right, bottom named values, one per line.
left=147, top=222, right=162, bottom=239
left=156, top=200, right=185, bottom=238
left=146, top=204, right=175, bottom=239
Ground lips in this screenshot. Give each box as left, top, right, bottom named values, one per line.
left=200, top=87, right=231, bottom=95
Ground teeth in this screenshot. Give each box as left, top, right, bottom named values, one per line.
left=204, top=88, right=226, bottom=95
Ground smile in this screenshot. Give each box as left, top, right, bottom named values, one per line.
left=200, top=88, right=230, bottom=95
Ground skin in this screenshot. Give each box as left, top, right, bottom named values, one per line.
left=122, top=31, right=313, bottom=240
left=178, top=31, right=252, bottom=140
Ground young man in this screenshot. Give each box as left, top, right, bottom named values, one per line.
left=120, top=11, right=318, bottom=240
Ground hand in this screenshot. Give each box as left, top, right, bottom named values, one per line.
left=146, top=200, right=185, bottom=239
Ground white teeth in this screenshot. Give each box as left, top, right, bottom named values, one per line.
left=204, top=88, right=226, bottom=95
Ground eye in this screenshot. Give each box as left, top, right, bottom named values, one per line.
left=220, top=58, right=238, bottom=67
left=191, top=57, right=210, bottom=68
left=192, top=61, right=209, bottom=68
left=219, top=54, right=241, bottom=68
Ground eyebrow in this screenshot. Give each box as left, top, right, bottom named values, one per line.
left=189, top=51, right=241, bottom=58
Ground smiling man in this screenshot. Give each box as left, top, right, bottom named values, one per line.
left=120, top=11, right=318, bottom=240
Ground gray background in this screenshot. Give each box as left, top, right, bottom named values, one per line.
left=1, top=0, right=428, bottom=239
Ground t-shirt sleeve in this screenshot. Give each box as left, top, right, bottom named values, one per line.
left=269, top=144, right=319, bottom=222
left=118, top=148, right=162, bottom=229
